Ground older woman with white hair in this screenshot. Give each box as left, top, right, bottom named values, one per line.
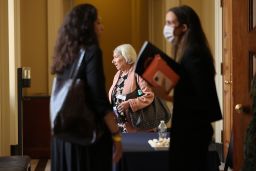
left=109, top=44, right=154, bottom=132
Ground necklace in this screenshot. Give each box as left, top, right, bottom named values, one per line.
left=116, top=74, right=128, bottom=87
left=121, top=71, right=128, bottom=77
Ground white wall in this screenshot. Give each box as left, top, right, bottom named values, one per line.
left=214, top=0, right=223, bottom=143
left=0, top=0, right=21, bottom=155
left=0, top=0, right=10, bottom=156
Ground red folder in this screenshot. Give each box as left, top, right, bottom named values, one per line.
left=135, top=41, right=181, bottom=94
left=142, top=54, right=180, bottom=94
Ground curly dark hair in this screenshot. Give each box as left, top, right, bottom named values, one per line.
left=51, top=4, right=98, bottom=74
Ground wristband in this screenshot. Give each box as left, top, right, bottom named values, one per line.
left=112, top=134, right=122, bottom=142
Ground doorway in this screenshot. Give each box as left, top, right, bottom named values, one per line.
left=223, top=0, right=256, bottom=170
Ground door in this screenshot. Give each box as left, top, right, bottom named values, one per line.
left=232, top=0, right=256, bottom=170
left=223, top=0, right=233, bottom=158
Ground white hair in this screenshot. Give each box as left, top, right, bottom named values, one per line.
left=114, top=44, right=137, bottom=64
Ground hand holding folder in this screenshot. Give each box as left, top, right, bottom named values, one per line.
left=135, top=41, right=180, bottom=100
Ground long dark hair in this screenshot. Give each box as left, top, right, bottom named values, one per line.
left=51, top=4, right=98, bottom=74
left=169, top=5, right=214, bottom=68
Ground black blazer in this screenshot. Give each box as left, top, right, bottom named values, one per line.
left=59, top=44, right=112, bottom=121
left=79, top=44, right=112, bottom=119
left=172, top=47, right=222, bottom=126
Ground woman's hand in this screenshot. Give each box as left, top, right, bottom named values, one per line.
left=117, top=101, right=130, bottom=113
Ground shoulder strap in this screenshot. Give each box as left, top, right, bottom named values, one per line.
left=134, top=74, right=140, bottom=89
left=134, top=74, right=144, bottom=96
left=69, top=49, right=86, bottom=79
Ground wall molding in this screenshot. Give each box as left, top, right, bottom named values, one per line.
left=0, top=0, right=21, bottom=155
left=214, top=0, right=223, bottom=143
left=148, top=0, right=154, bottom=43
left=148, top=0, right=165, bottom=50
left=9, top=0, right=21, bottom=148
left=0, top=0, right=10, bottom=155
left=131, top=0, right=140, bottom=49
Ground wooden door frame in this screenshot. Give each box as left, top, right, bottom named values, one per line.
left=222, top=0, right=233, bottom=158
left=232, top=0, right=255, bottom=170
left=214, top=0, right=224, bottom=144
left=224, top=0, right=256, bottom=170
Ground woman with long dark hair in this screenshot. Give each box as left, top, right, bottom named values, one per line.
left=51, top=4, right=122, bottom=171
left=163, top=5, right=222, bottom=171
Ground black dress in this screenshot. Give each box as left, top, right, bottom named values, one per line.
left=169, top=47, right=222, bottom=171
left=51, top=44, right=113, bottom=171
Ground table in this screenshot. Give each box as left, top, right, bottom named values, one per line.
left=115, top=132, right=220, bottom=171
left=115, top=132, right=169, bottom=171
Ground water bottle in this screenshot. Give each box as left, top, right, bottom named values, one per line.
left=158, top=120, right=167, bottom=140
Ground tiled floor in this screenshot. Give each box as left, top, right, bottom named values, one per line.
left=31, top=160, right=232, bottom=171
left=31, top=159, right=51, bottom=171
left=44, top=161, right=51, bottom=171
left=30, top=160, right=38, bottom=171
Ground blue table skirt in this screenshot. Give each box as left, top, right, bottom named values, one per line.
left=115, top=132, right=169, bottom=171
left=114, top=132, right=220, bottom=171
left=122, top=132, right=168, bottom=152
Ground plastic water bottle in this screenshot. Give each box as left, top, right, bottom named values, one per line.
left=158, top=120, right=167, bottom=140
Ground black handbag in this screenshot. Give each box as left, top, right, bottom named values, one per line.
left=50, top=49, right=99, bottom=145
left=126, top=75, right=171, bottom=130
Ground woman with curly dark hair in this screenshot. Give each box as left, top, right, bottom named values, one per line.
left=51, top=4, right=122, bottom=171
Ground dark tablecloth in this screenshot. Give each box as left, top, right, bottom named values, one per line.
left=115, top=132, right=169, bottom=171
left=114, top=132, right=220, bottom=171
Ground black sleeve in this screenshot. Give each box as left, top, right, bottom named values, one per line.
left=181, top=53, right=222, bottom=121
left=182, top=54, right=215, bottom=105
left=83, top=45, right=112, bottom=118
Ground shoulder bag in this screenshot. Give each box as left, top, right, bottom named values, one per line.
left=50, top=49, right=100, bottom=145
left=125, top=75, right=171, bottom=130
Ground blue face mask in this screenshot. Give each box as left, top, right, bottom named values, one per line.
left=163, top=25, right=175, bottom=43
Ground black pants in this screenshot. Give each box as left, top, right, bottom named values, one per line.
left=169, top=124, right=213, bottom=171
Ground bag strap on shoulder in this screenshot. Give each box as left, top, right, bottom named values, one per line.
left=69, top=49, right=86, bottom=79
left=134, top=74, right=140, bottom=88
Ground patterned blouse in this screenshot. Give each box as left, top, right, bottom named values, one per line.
left=111, top=73, right=128, bottom=127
